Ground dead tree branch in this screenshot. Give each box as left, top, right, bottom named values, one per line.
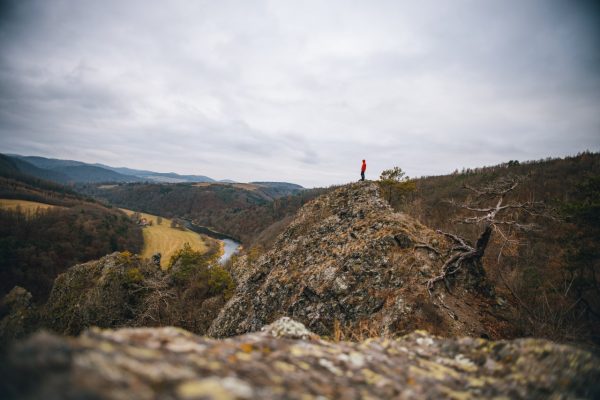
left=428, top=177, right=551, bottom=294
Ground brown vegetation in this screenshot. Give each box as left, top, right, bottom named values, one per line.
left=389, top=152, right=600, bottom=343
left=0, top=242, right=234, bottom=342
left=0, top=168, right=143, bottom=302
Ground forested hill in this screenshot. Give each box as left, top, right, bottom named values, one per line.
left=0, top=160, right=142, bottom=301
left=392, top=152, right=600, bottom=342
left=81, top=182, right=324, bottom=246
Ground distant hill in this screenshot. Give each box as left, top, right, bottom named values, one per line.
left=0, top=154, right=75, bottom=197
left=7, top=154, right=305, bottom=188
left=10, top=155, right=216, bottom=183
left=95, top=164, right=216, bottom=183
left=8, top=155, right=141, bottom=183
left=51, top=165, right=144, bottom=183
left=1, top=154, right=71, bottom=184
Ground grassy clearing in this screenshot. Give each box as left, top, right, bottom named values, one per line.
left=0, top=199, right=63, bottom=215
left=120, top=208, right=214, bottom=268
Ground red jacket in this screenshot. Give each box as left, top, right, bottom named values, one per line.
left=361, top=162, right=366, bottom=172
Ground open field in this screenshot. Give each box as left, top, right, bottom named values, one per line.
left=120, top=208, right=214, bottom=268
left=0, top=199, right=63, bottom=215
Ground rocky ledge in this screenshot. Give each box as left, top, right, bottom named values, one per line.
left=2, top=318, right=599, bottom=399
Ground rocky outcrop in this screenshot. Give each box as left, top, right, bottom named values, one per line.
left=210, top=182, right=512, bottom=339
left=42, top=252, right=164, bottom=335
left=0, top=249, right=232, bottom=340
left=2, top=318, right=599, bottom=399
left=0, top=286, right=37, bottom=345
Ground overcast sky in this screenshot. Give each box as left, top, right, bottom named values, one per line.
left=0, top=0, right=598, bottom=187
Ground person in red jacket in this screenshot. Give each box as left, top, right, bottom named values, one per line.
left=360, top=159, right=366, bottom=181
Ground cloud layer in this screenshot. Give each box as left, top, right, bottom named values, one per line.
left=1, top=0, right=599, bottom=187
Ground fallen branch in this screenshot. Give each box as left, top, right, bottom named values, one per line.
left=413, top=243, right=441, bottom=255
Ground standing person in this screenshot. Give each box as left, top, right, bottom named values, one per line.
left=361, top=159, right=366, bottom=181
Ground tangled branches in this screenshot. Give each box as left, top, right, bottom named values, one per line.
left=427, top=177, right=553, bottom=293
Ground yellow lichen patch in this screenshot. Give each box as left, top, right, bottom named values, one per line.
left=361, top=368, right=385, bottom=385
left=239, top=343, right=254, bottom=353
left=96, top=341, right=116, bottom=353
left=176, top=379, right=235, bottom=400
left=423, top=360, right=458, bottom=380
left=297, top=361, right=312, bottom=370
left=289, top=345, right=304, bottom=357
left=274, top=361, right=296, bottom=373
left=408, top=359, right=463, bottom=382
left=438, top=386, right=475, bottom=400
left=235, top=352, right=253, bottom=362
left=123, top=345, right=162, bottom=360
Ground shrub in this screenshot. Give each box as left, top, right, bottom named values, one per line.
left=169, top=243, right=234, bottom=298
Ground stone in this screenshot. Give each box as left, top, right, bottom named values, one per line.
left=2, top=324, right=599, bottom=399
left=261, top=317, right=314, bottom=340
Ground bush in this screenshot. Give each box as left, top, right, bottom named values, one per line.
left=169, top=243, right=233, bottom=298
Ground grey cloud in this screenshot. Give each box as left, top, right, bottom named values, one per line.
left=0, top=0, right=599, bottom=187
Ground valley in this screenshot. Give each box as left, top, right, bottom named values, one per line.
left=2, top=2, right=598, bottom=396
left=1, top=152, right=599, bottom=399
left=119, top=209, right=216, bottom=268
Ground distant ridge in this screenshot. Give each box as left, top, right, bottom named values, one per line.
left=9, top=155, right=142, bottom=183
left=8, top=154, right=216, bottom=184
left=4, top=154, right=305, bottom=187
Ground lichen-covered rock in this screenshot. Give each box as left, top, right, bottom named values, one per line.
left=2, top=321, right=599, bottom=399
left=210, top=183, right=512, bottom=339
left=0, top=286, right=37, bottom=344
left=261, top=317, right=316, bottom=339
left=43, top=252, right=166, bottom=335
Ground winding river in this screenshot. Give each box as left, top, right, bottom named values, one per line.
left=219, top=239, right=241, bottom=264
left=183, top=220, right=241, bottom=264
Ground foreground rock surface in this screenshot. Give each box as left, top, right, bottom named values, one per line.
left=2, top=318, right=599, bottom=399
left=210, top=182, right=511, bottom=339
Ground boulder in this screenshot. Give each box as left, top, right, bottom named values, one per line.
left=2, top=319, right=599, bottom=399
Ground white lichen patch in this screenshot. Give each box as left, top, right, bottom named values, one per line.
left=262, top=317, right=313, bottom=339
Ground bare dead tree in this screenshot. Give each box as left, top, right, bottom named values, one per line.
left=427, top=177, right=550, bottom=294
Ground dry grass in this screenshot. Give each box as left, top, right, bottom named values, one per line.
left=0, top=198, right=63, bottom=216
left=120, top=209, right=212, bottom=268
left=332, top=318, right=385, bottom=342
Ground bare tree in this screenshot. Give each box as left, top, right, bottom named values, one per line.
left=427, top=177, right=550, bottom=293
